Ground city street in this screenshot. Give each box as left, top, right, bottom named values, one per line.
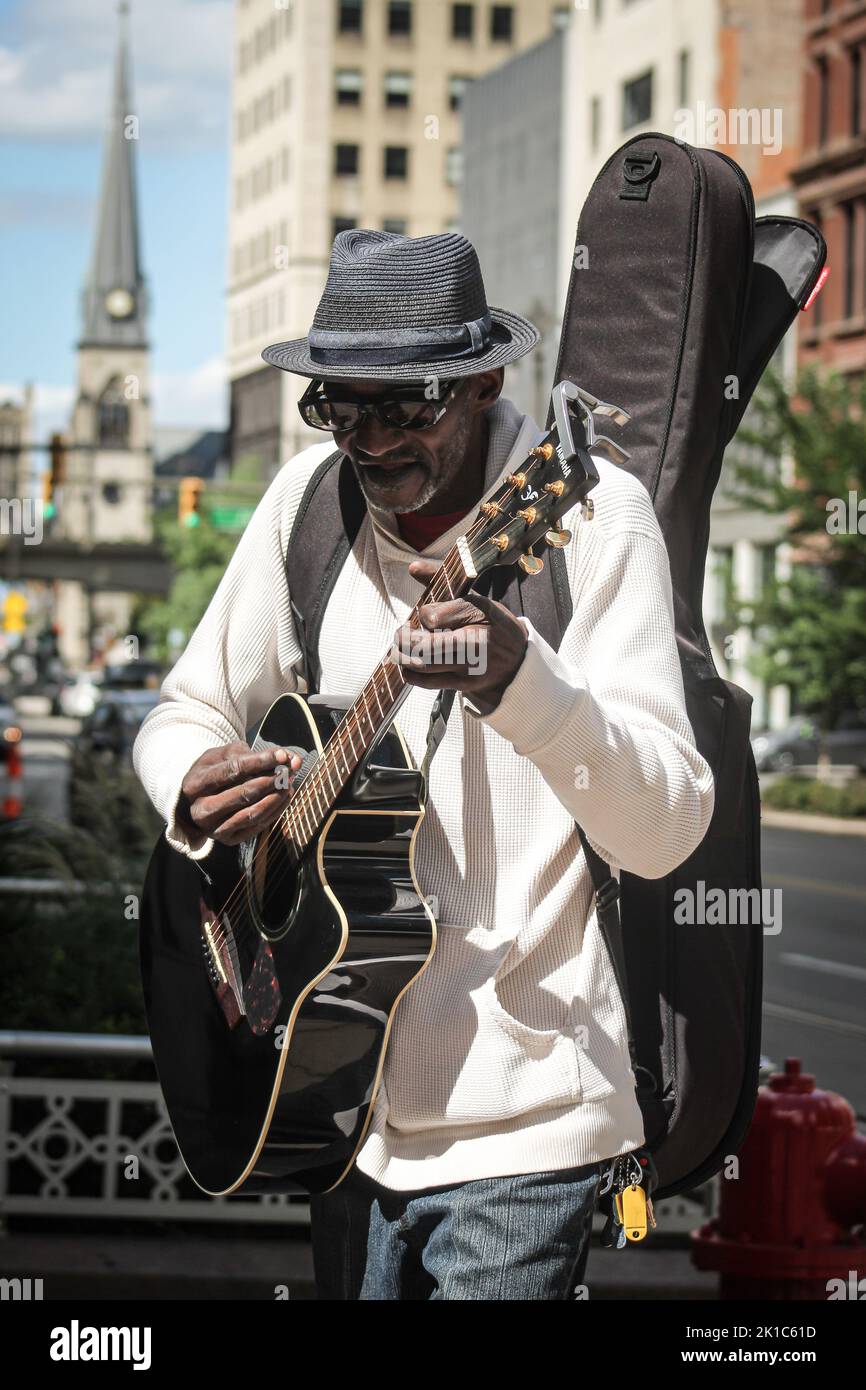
left=762, top=824, right=866, bottom=1118
left=17, top=714, right=76, bottom=821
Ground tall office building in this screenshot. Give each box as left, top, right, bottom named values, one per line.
left=226, top=0, right=565, bottom=475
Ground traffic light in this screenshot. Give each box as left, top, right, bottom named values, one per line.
left=43, top=432, right=67, bottom=521
left=179, top=476, right=204, bottom=528
left=3, top=590, right=28, bottom=635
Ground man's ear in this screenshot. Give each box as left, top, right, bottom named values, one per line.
left=470, top=368, right=505, bottom=412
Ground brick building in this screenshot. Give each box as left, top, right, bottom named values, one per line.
left=793, top=0, right=866, bottom=373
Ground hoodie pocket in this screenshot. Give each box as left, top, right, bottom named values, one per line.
left=481, top=977, right=582, bottom=1112
left=380, top=926, right=582, bottom=1131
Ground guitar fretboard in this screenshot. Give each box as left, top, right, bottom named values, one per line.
left=281, top=539, right=473, bottom=860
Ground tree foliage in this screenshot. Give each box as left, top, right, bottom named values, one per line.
left=727, top=367, right=866, bottom=726
left=132, top=512, right=237, bottom=663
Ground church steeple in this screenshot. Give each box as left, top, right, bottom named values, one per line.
left=79, top=2, right=148, bottom=349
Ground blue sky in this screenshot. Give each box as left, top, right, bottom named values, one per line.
left=0, top=0, right=233, bottom=440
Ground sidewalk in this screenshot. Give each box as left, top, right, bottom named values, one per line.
left=0, top=1228, right=718, bottom=1300
left=761, top=807, right=866, bottom=837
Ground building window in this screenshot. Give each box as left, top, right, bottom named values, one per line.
left=452, top=3, right=473, bottom=38
left=335, top=143, right=360, bottom=175
left=333, top=216, right=357, bottom=239
left=97, top=379, right=130, bottom=448
left=678, top=48, right=690, bottom=108
left=384, top=71, right=412, bottom=107
left=817, top=55, right=829, bottom=146
left=490, top=5, right=513, bottom=41
left=622, top=69, right=653, bottom=130
left=336, top=69, right=363, bottom=106
left=384, top=145, right=409, bottom=178
left=594, top=0, right=603, bottom=20
left=446, top=145, right=463, bottom=186
left=448, top=74, right=472, bottom=111
left=590, top=95, right=601, bottom=153
left=552, top=6, right=571, bottom=30
left=338, top=0, right=363, bottom=34
left=383, top=217, right=407, bottom=234
left=388, top=1, right=412, bottom=36
left=851, top=45, right=862, bottom=137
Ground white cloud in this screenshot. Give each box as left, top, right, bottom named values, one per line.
left=0, top=361, right=227, bottom=448
left=0, top=0, right=232, bottom=148
left=152, top=355, right=228, bottom=428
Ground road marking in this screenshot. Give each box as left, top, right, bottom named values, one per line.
left=780, top=952, right=866, bottom=983
left=763, top=1001, right=866, bottom=1040
left=770, top=872, right=866, bottom=902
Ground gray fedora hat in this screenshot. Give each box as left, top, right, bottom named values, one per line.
left=261, top=229, right=539, bottom=382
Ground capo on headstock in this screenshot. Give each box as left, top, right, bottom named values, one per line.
left=551, top=380, right=631, bottom=470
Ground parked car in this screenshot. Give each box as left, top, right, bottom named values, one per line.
left=752, top=711, right=866, bottom=773
left=822, top=709, right=866, bottom=771
left=101, top=660, right=163, bottom=692
left=751, top=719, right=819, bottom=773
left=75, top=689, right=161, bottom=763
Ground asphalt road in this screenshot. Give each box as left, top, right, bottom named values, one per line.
left=761, top=823, right=866, bottom=1117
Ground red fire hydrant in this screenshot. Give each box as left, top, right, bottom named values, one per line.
left=691, top=1058, right=866, bottom=1299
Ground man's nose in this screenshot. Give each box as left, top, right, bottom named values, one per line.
left=352, top=413, right=404, bottom=456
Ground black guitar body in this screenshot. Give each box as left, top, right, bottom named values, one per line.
left=140, top=692, right=436, bottom=1196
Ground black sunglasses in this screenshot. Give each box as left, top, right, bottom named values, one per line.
left=298, top=378, right=463, bottom=433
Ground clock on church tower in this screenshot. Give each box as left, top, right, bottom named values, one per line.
left=105, top=287, right=136, bottom=320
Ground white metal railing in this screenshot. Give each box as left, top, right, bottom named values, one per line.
left=0, top=1031, right=718, bottom=1233
left=0, top=1031, right=305, bottom=1225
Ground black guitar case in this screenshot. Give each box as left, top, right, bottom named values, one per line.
left=547, top=133, right=827, bottom=1196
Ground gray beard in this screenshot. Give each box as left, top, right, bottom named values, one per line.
left=366, top=409, right=477, bottom=516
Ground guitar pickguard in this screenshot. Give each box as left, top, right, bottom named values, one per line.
left=199, top=896, right=282, bottom=1036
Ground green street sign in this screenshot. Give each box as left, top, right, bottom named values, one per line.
left=210, top=506, right=256, bottom=531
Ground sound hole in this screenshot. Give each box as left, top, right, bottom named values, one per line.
left=248, top=826, right=301, bottom=939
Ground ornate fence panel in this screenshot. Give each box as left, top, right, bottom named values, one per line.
left=0, top=1033, right=306, bottom=1225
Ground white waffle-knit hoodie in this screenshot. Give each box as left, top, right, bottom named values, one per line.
left=133, top=396, right=714, bottom=1191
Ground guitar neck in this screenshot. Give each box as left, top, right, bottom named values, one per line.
left=282, top=536, right=476, bottom=859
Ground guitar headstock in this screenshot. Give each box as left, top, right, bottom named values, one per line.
left=461, top=380, right=631, bottom=580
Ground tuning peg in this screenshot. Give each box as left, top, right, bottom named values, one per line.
left=518, top=550, right=544, bottom=575
left=545, top=528, right=572, bottom=548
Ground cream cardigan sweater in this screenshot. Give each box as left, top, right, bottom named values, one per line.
left=133, top=397, right=714, bottom=1191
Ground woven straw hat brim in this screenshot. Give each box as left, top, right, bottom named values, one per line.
left=261, top=305, right=539, bottom=382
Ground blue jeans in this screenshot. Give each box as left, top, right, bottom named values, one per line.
left=309, top=1160, right=606, bottom=1301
